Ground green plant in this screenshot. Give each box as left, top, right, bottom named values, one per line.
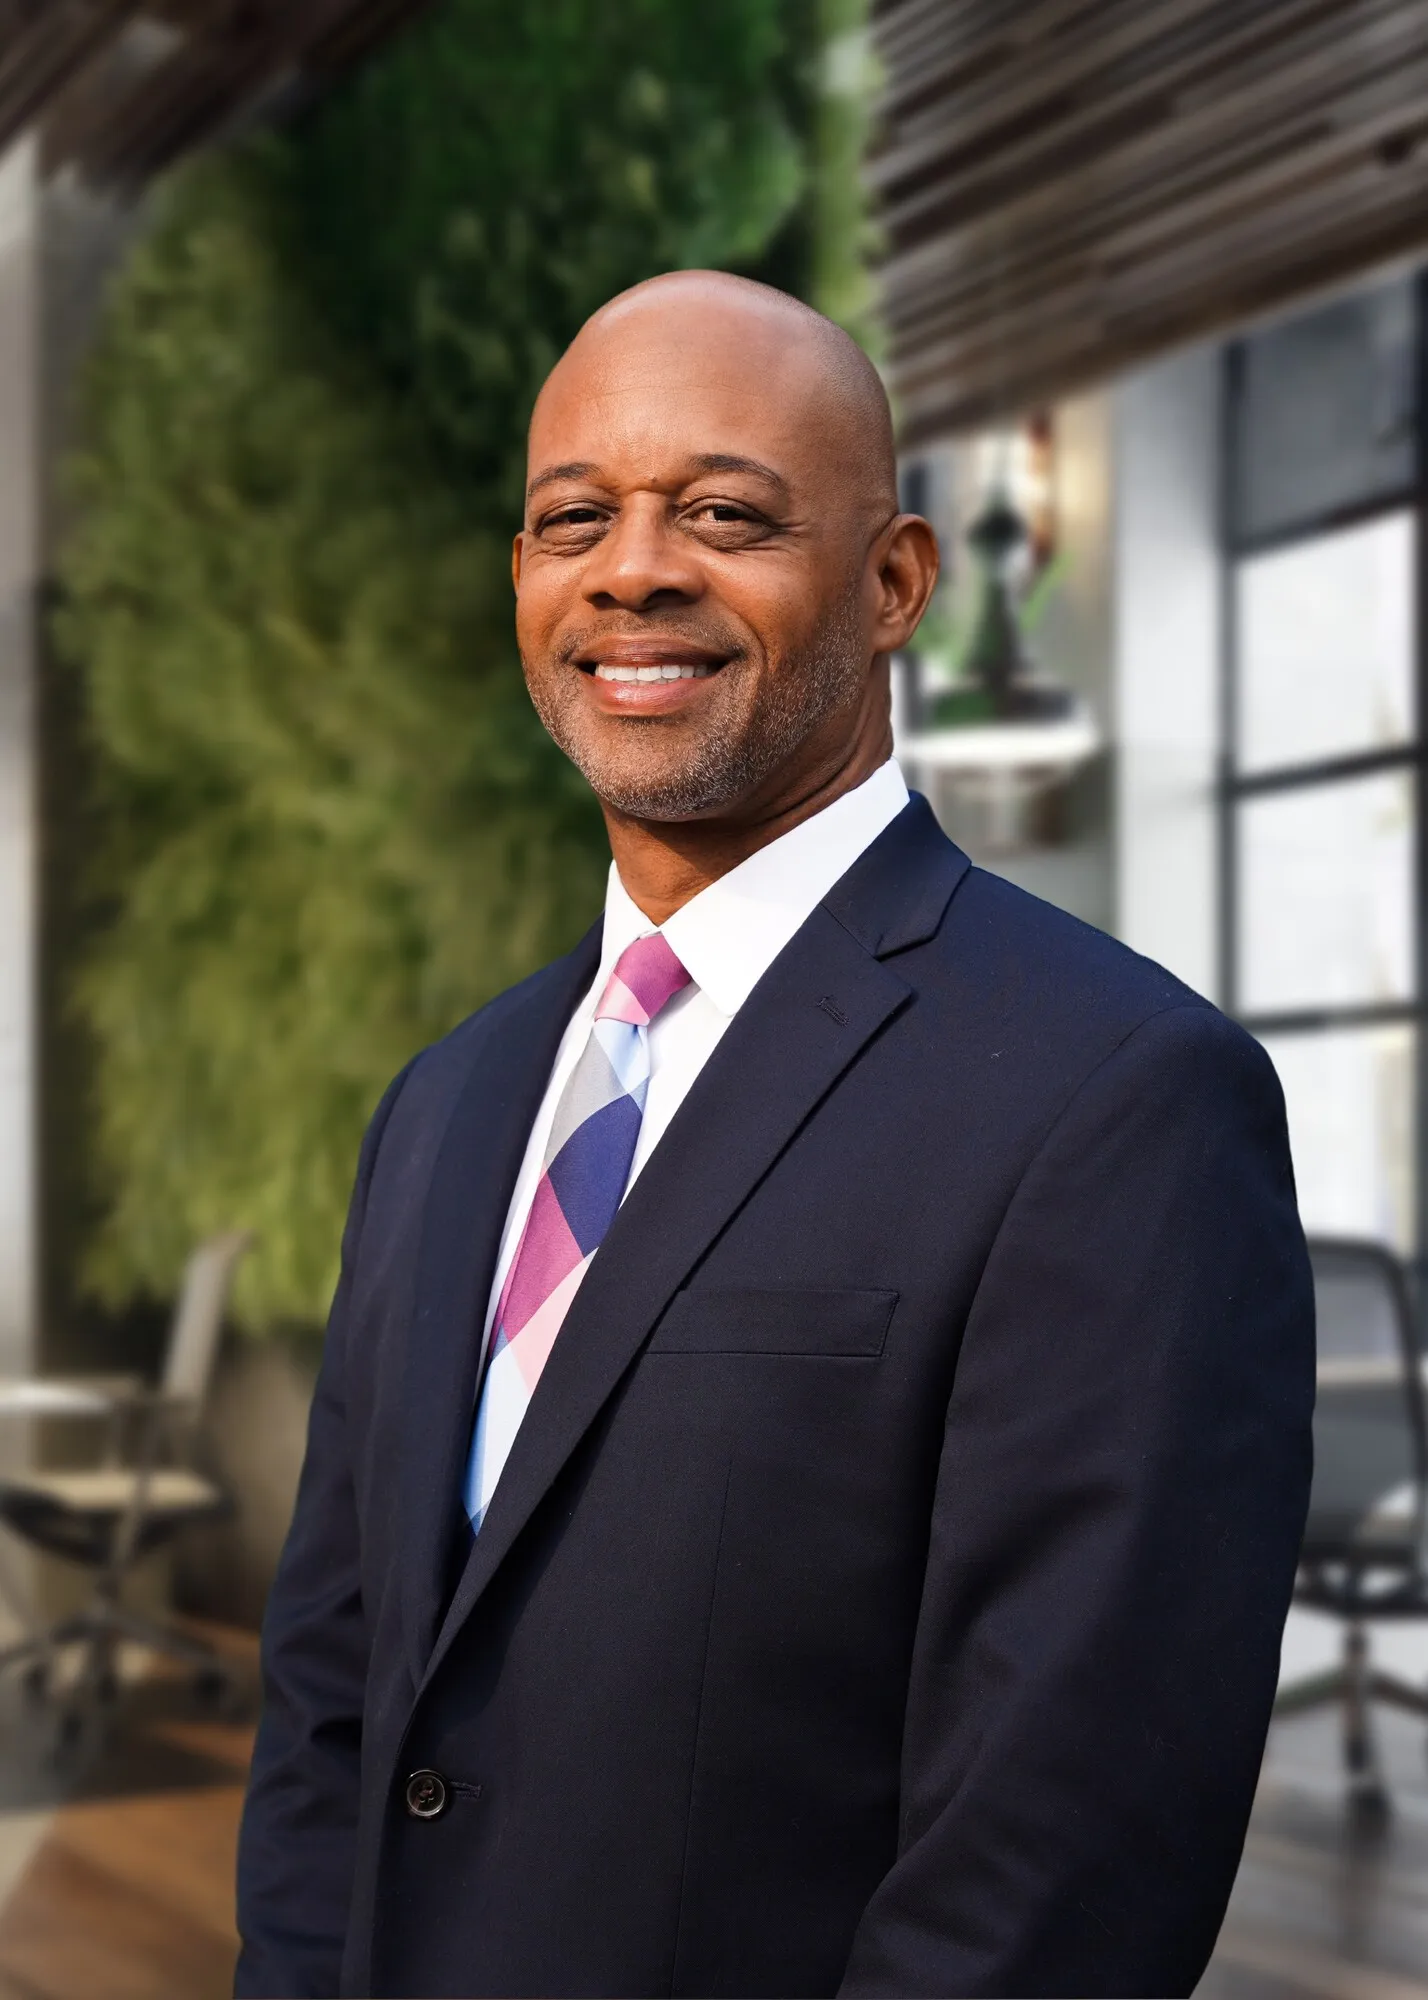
left=60, top=161, right=606, bottom=1325
left=290, top=0, right=815, bottom=508
left=808, top=0, right=882, bottom=351
left=61, top=0, right=876, bottom=1330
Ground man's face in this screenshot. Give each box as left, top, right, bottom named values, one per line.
left=513, top=297, right=895, bottom=822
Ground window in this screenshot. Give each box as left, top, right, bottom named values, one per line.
left=1223, top=273, right=1424, bottom=1262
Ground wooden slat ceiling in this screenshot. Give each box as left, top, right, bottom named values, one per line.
left=0, top=0, right=436, bottom=187
left=870, top=0, right=1428, bottom=442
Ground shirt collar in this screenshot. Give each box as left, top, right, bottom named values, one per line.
left=596, top=758, right=910, bottom=1018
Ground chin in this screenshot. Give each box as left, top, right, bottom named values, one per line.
left=569, top=731, right=753, bottom=820
left=533, top=688, right=775, bottom=822
left=585, top=766, right=743, bottom=822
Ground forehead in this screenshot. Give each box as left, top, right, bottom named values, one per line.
left=528, top=310, right=847, bottom=491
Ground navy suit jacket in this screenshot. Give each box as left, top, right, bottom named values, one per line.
left=236, top=797, right=1314, bottom=1998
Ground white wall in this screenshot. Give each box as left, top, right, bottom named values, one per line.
left=1112, top=344, right=1222, bottom=1002
left=0, top=138, right=38, bottom=1376
left=902, top=356, right=1221, bottom=970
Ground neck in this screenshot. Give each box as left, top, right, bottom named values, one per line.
left=601, top=695, right=894, bottom=926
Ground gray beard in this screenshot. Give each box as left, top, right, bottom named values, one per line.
left=527, top=587, right=868, bottom=821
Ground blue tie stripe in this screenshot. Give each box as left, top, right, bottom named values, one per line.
left=545, top=1091, right=645, bottom=1255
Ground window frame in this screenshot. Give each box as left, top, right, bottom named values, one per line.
left=1220, top=269, right=1428, bottom=1263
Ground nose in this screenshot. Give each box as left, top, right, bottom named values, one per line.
left=580, top=494, right=704, bottom=612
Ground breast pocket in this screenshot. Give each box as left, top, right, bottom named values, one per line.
left=647, top=1285, right=897, bottom=1358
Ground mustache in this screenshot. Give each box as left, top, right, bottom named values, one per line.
left=555, top=620, right=749, bottom=666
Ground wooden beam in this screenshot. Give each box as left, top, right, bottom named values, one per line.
left=872, top=0, right=1428, bottom=439
left=0, top=0, right=437, bottom=188
left=891, top=166, right=1428, bottom=438
left=0, top=3, right=143, bottom=154
left=882, top=26, right=1428, bottom=336
left=63, top=1, right=348, bottom=184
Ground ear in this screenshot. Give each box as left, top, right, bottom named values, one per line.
left=511, top=532, right=525, bottom=593
left=869, top=515, right=940, bottom=653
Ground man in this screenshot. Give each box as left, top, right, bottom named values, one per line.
left=236, top=273, right=1314, bottom=1999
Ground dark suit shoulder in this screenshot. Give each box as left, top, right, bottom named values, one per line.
left=940, top=861, right=1211, bottom=1036
left=890, top=860, right=1273, bottom=1160
left=418, top=957, right=567, bottom=1076
left=392, top=931, right=600, bottom=1113
left=840, top=796, right=1210, bottom=1054
left=336, top=936, right=598, bottom=1239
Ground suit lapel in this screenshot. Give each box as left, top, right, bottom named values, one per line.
left=400, top=924, right=601, bottom=1685
left=420, top=797, right=970, bottom=1690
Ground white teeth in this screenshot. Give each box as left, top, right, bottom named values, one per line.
left=592, top=663, right=715, bottom=683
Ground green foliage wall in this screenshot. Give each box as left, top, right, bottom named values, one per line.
left=293, top=0, right=809, bottom=509
left=59, top=0, right=873, bottom=1330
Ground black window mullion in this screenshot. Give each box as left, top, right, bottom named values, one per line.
left=1240, top=999, right=1426, bottom=1038
left=1413, top=268, right=1428, bottom=1301
left=1220, top=271, right=1427, bottom=1270
left=1230, top=486, right=1422, bottom=562
left=1228, top=742, right=1422, bottom=800
left=1218, top=345, right=1240, bottom=1017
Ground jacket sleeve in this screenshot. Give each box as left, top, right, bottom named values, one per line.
left=839, top=1002, right=1315, bottom=2000
left=234, top=1061, right=415, bottom=1999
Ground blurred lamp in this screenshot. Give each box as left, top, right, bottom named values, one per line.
left=904, top=472, right=1100, bottom=851
left=973, top=413, right=1057, bottom=574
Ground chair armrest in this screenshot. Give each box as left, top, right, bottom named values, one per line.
left=0, top=1375, right=144, bottom=1418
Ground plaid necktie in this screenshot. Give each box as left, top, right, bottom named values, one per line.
left=463, top=933, right=692, bottom=1529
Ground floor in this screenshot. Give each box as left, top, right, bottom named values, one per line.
left=0, top=1628, right=1418, bottom=1999
left=0, top=1634, right=253, bottom=2000
left=1201, top=1701, right=1428, bottom=2000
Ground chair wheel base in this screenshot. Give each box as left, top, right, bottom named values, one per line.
left=193, top=1665, right=241, bottom=1715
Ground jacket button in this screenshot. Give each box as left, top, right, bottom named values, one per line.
left=404, top=1768, right=449, bottom=1820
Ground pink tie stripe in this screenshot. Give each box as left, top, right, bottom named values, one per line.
left=597, top=933, right=689, bottom=1026
left=463, top=933, right=692, bottom=1528
left=495, top=1176, right=584, bottom=1348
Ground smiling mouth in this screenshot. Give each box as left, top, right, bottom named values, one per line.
left=589, top=662, right=720, bottom=683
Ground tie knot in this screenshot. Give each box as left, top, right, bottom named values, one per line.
left=597, top=933, right=691, bottom=1027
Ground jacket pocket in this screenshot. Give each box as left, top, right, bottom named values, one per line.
left=647, top=1285, right=897, bottom=1358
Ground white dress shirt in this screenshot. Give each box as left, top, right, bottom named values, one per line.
left=478, top=757, right=910, bottom=1358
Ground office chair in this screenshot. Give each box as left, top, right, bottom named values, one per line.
left=1275, top=1237, right=1428, bottom=1817
left=0, top=1231, right=252, bottom=1732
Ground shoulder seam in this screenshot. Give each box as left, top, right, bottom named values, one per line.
left=1014, top=996, right=1225, bottom=1184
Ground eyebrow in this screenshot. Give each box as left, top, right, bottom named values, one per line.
left=525, top=453, right=791, bottom=502
left=685, top=453, right=790, bottom=496
left=526, top=462, right=597, bottom=500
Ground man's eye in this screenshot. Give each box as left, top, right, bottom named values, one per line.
left=544, top=506, right=604, bottom=529
left=689, top=502, right=763, bottom=531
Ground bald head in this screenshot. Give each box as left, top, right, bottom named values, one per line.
left=512, top=268, right=937, bottom=855
left=534, top=271, right=900, bottom=528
